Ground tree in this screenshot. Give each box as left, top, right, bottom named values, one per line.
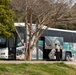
left=0, top=0, right=15, bottom=38
left=68, top=3, right=76, bottom=30
left=53, top=3, right=76, bottom=30
left=11, top=0, right=73, bottom=60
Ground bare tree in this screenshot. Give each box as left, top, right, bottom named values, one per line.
left=11, top=0, right=73, bottom=60
left=53, top=2, right=76, bottom=30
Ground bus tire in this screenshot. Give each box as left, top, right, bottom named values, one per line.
left=65, top=53, right=71, bottom=61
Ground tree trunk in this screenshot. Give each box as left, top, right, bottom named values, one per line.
left=27, top=8, right=33, bottom=60
left=27, top=45, right=34, bottom=60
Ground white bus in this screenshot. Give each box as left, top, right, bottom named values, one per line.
left=0, top=23, right=76, bottom=61
left=0, top=23, right=25, bottom=60
left=41, top=28, right=76, bottom=61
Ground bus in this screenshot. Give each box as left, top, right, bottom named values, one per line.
left=39, top=28, right=76, bottom=61
left=0, top=23, right=25, bottom=60
left=0, top=23, right=76, bottom=61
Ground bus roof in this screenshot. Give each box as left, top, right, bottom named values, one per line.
left=42, top=26, right=76, bottom=33
left=14, top=23, right=25, bottom=27
left=14, top=23, right=76, bottom=33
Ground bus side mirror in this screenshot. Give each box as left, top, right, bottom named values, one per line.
left=8, top=38, right=15, bottom=48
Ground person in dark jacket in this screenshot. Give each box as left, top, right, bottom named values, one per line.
left=55, top=44, right=61, bottom=61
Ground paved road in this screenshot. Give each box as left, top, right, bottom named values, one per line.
left=0, top=60, right=76, bottom=65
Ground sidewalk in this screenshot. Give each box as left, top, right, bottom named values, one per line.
left=0, top=60, right=76, bottom=65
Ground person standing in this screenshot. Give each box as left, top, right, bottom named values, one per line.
left=55, top=44, right=61, bottom=61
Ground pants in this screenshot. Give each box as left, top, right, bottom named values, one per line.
left=56, top=52, right=61, bottom=61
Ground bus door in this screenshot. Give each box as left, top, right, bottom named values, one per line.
left=44, top=36, right=63, bottom=61
left=8, top=38, right=16, bottom=60
left=43, top=36, right=56, bottom=60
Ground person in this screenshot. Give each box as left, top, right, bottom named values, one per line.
left=55, top=44, right=61, bottom=61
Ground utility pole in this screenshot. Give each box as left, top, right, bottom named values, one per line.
left=24, top=0, right=28, bottom=60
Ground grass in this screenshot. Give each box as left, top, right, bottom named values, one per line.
left=0, top=62, right=76, bottom=75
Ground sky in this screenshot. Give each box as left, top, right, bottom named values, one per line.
left=73, top=0, right=76, bottom=5
left=74, top=0, right=76, bottom=3
left=66, top=0, right=76, bottom=6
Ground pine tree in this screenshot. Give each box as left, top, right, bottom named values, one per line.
left=0, top=0, right=15, bottom=38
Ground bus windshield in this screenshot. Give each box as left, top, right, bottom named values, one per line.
left=17, top=33, right=24, bottom=47
left=0, top=37, right=7, bottom=48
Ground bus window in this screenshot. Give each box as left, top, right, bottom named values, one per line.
left=17, top=33, right=24, bottom=47
left=0, top=37, right=7, bottom=48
